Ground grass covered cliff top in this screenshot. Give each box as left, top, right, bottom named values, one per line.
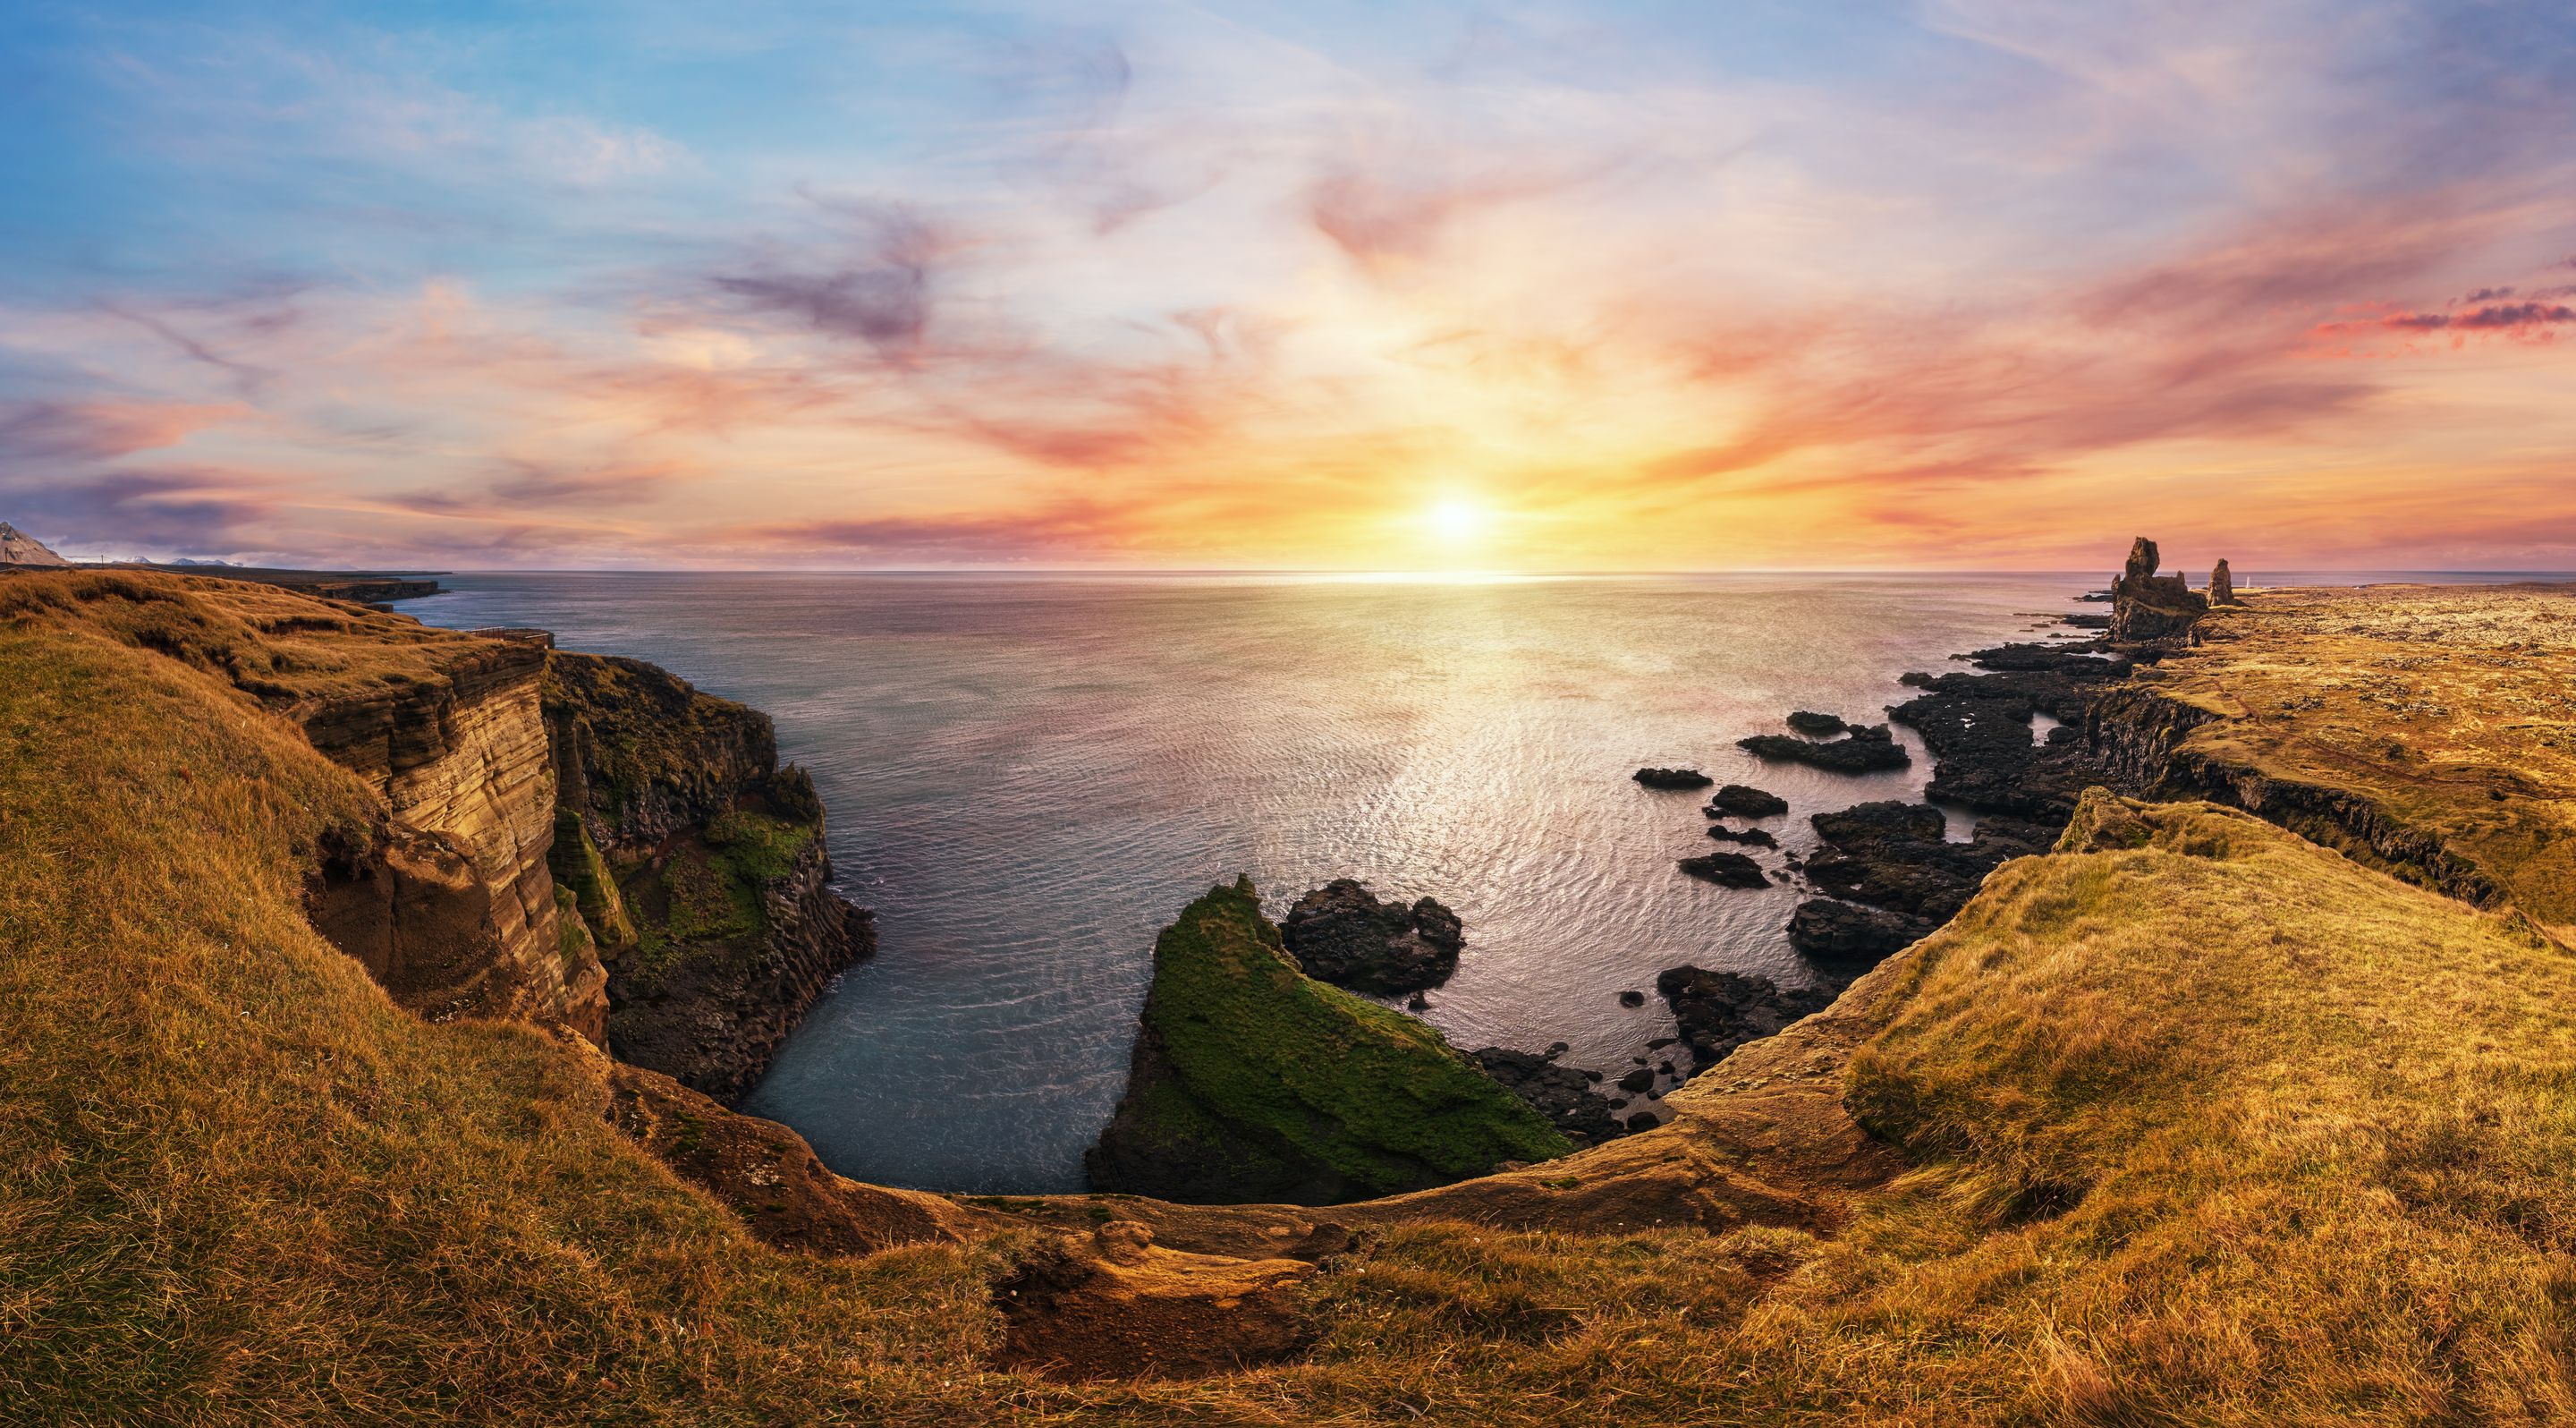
left=1089, top=879, right=1571, bottom=1202
left=2123, top=582, right=2576, bottom=938
left=0, top=568, right=512, bottom=711
left=13, top=568, right=2576, bottom=1423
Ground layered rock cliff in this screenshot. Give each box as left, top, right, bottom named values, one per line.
left=544, top=650, right=873, bottom=1101
left=297, top=630, right=606, bottom=1037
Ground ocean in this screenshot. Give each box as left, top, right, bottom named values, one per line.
left=414, top=570, right=2102, bottom=1192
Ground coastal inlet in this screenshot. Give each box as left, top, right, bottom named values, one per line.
left=414, top=571, right=2089, bottom=1193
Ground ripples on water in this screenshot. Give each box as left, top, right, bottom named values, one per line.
left=416, top=571, right=2091, bottom=1193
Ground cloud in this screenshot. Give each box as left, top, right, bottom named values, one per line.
left=749, top=501, right=1132, bottom=561
left=0, top=468, right=284, bottom=554
left=2315, top=302, right=2576, bottom=340
left=0, top=399, right=247, bottom=463
left=487, top=458, right=679, bottom=505
left=712, top=204, right=949, bottom=355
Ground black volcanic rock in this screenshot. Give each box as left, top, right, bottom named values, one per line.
left=1470, top=1046, right=1631, bottom=1149
left=1784, top=710, right=1849, bottom=735
left=1738, top=724, right=1911, bottom=773
left=1634, top=767, right=1715, bottom=790
left=1706, top=824, right=1780, bottom=848
left=1277, top=879, right=1464, bottom=994
left=1786, top=897, right=1926, bottom=965
left=1678, top=851, right=1770, bottom=888
left=1803, top=801, right=2054, bottom=924
left=1707, top=784, right=1790, bottom=818
left=1655, top=966, right=1833, bottom=1073
left=1961, top=642, right=2128, bottom=676
left=1889, top=643, right=2124, bottom=816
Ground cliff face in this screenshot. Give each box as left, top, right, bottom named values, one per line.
left=298, top=632, right=606, bottom=1037
left=544, top=650, right=874, bottom=1102
left=2081, top=582, right=2576, bottom=936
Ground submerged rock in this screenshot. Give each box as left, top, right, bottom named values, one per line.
left=1738, top=724, right=1911, bottom=773
left=1086, top=879, right=1570, bottom=1205
left=1277, top=879, right=1464, bottom=995
left=1707, top=784, right=1791, bottom=818
left=1784, top=710, right=1849, bottom=735
left=1706, top=824, right=1780, bottom=848
left=1634, top=767, right=1716, bottom=790
left=1655, top=966, right=1834, bottom=1073
left=1678, top=851, right=1770, bottom=888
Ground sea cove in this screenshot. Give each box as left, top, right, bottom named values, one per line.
left=414, top=571, right=2086, bottom=1191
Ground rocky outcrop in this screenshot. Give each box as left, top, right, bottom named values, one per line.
left=1784, top=710, right=1848, bottom=735
left=1469, top=1045, right=1630, bottom=1148
left=1654, top=966, right=1833, bottom=1071
left=1087, top=879, right=1570, bottom=1204
left=2108, top=536, right=2207, bottom=645
left=2209, top=558, right=2237, bottom=605
left=545, top=651, right=873, bottom=1102
left=1705, top=824, right=1778, bottom=847
left=991, top=1221, right=1316, bottom=1381
left=1786, top=897, right=1924, bottom=965
left=1679, top=851, right=1770, bottom=887
left=0, top=521, right=70, bottom=567
left=1633, top=767, right=1714, bottom=790
left=1737, top=723, right=1911, bottom=772
left=1708, top=784, right=1790, bottom=817
left=1277, top=880, right=1465, bottom=994
left=1803, top=801, right=2054, bottom=924
left=297, top=633, right=605, bottom=1038
left=1888, top=644, right=2125, bottom=816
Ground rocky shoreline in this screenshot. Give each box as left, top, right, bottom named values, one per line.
left=1611, top=536, right=2233, bottom=1095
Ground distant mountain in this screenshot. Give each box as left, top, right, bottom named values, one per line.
left=167, top=557, right=242, bottom=568
left=0, top=522, right=71, bottom=567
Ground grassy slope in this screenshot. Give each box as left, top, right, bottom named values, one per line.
left=1118, top=880, right=1572, bottom=1195
left=12, top=569, right=2576, bottom=1423
left=0, top=582, right=992, bottom=1424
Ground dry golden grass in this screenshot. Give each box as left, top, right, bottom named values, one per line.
left=2139, top=582, right=2576, bottom=938
left=9, top=570, right=2576, bottom=1424
left=0, top=568, right=498, bottom=709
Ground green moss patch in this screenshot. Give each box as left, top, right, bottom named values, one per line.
left=548, top=805, right=637, bottom=947
left=1105, top=878, right=1570, bottom=1201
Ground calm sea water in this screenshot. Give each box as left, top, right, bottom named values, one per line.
left=414, top=571, right=2103, bottom=1192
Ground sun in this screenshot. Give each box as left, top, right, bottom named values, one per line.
left=1427, top=498, right=1489, bottom=545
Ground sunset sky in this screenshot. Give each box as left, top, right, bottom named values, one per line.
left=4, top=1, right=2574, bottom=571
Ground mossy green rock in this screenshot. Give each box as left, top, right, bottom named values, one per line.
left=1086, top=878, right=1571, bottom=1204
